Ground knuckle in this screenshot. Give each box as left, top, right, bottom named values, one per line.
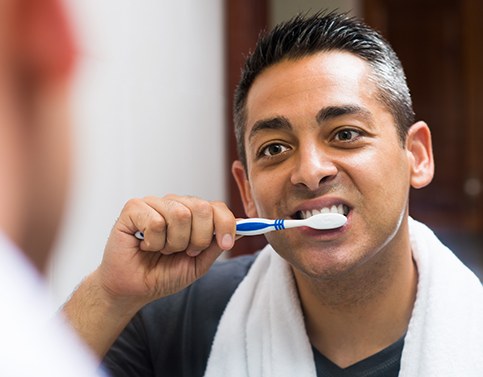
left=193, top=200, right=213, bottom=219
left=211, top=200, right=227, bottom=209
left=170, top=204, right=192, bottom=223
left=211, top=201, right=232, bottom=217
left=149, top=217, right=166, bottom=233
left=142, top=195, right=158, bottom=203
left=123, top=197, right=143, bottom=212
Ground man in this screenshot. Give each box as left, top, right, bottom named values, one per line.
left=63, top=12, right=483, bottom=376
left=0, top=0, right=106, bottom=376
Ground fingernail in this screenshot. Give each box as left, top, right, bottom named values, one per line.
left=221, top=234, right=234, bottom=250
left=187, top=249, right=202, bottom=257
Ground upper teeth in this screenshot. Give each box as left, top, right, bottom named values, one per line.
left=300, top=204, right=348, bottom=219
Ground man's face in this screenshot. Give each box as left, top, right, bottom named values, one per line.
left=233, top=51, right=416, bottom=279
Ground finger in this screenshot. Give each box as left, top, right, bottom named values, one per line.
left=139, top=212, right=167, bottom=252
left=185, top=200, right=214, bottom=257
left=117, top=198, right=167, bottom=251
left=211, top=201, right=236, bottom=251
left=166, top=196, right=216, bottom=257
left=144, top=196, right=192, bottom=254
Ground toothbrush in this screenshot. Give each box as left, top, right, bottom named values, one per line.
left=134, top=212, right=346, bottom=239
left=235, top=213, right=347, bottom=236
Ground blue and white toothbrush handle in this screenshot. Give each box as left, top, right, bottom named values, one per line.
left=235, top=213, right=346, bottom=236
left=235, top=218, right=288, bottom=236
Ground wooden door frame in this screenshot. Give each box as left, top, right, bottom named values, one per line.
left=225, top=0, right=269, bottom=256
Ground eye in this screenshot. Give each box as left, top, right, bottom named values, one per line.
left=334, top=129, right=361, bottom=142
left=260, top=143, right=290, bottom=157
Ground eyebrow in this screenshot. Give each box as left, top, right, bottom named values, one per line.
left=248, top=105, right=374, bottom=142
left=316, top=105, right=374, bottom=124
left=248, top=116, right=292, bottom=143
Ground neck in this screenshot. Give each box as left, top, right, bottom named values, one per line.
left=293, top=227, right=418, bottom=368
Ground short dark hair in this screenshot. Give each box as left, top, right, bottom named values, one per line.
left=233, top=11, right=415, bottom=169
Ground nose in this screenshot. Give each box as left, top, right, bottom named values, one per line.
left=290, top=145, right=338, bottom=191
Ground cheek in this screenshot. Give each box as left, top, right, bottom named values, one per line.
left=348, top=145, right=409, bottom=194
left=350, top=147, right=410, bottom=229
left=377, top=150, right=411, bottom=201
left=248, top=168, right=288, bottom=218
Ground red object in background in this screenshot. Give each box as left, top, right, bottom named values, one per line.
left=12, top=0, right=77, bottom=81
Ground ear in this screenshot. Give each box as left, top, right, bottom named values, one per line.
left=406, top=121, right=434, bottom=189
left=231, top=160, right=259, bottom=217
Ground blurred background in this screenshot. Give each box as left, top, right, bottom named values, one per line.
left=48, top=0, right=226, bottom=306
left=48, top=0, right=482, bottom=307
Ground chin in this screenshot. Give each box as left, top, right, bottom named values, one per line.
left=276, top=247, right=354, bottom=281
left=295, top=260, right=360, bottom=281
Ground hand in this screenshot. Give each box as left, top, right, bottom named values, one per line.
left=63, top=195, right=237, bottom=358
left=97, top=195, right=236, bottom=309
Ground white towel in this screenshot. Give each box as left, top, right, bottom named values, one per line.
left=204, top=218, right=483, bottom=376
left=400, top=219, right=483, bottom=376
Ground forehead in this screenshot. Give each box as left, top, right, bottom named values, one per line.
left=245, top=51, right=380, bottom=133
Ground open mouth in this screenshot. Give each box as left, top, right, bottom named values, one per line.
left=293, top=204, right=350, bottom=220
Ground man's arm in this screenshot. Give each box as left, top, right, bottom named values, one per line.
left=62, top=195, right=236, bottom=358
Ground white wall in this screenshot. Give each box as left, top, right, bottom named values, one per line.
left=48, top=0, right=225, bottom=307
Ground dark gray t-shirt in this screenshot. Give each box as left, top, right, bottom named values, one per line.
left=103, top=254, right=403, bottom=377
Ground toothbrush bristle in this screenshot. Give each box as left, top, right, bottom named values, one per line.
left=308, top=213, right=347, bottom=230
